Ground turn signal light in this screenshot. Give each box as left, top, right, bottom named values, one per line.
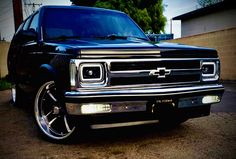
left=81, top=104, right=111, bottom=114
left=202, top=95, right=220, bottom=104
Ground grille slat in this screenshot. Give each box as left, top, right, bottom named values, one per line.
left=110, top=75, right=200, bottom=86
left=109, top=60, right=201, bottom=86
left=110, top=60, right=200, bottom=71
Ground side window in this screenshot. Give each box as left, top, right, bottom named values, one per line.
left=23, top=17, right=31, bottom=30
left=29, top=12, right=39, bottom=32
left=16, top=23, right=24, bottom=34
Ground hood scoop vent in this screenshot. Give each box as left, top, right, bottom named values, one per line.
left=80, top=49, right=161, bottom=58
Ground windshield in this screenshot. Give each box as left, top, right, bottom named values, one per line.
left=43, top=8, right=148, bottom=41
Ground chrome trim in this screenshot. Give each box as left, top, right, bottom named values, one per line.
left=79, top=63, right=104, bottom=82
left=91, top=120, right=159, bottom=129
left=66, top=101, right=147, bottom=115
left=110, top=69, right=200, bottom=78
left=78, top=83, right=198, bottom=91
left=80, top=54, right=161, bottom=58
left=29, top=51, right=44, bottom=55
left=149, top=67, right=171, bottom=78
left=80, top=49, right=161, bottom=55
left=201, top=60, right=219, bottom=82
left=70, top=60, right=77, bottom=87
left=72, top=58, right=203, bottom=87
left=70, top=58, right=219, bottom=88
left=202, top=62, right=216, bottom=77
left=78, top=63, right=109, bottom=88
left=74, top=58, right=218, bottom=63
left=65, top=84, right=224, bottom=99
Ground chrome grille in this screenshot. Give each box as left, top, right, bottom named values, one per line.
left=109, top=59, right=201, bottom=86
left=110, top=60, right=200, bottom=71
left=73, top=58, right=202, bottom=88
left=110, top=74, right=201, bottom=86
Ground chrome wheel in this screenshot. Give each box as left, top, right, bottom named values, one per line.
left=11, top=85, right=16, bottom=103
left=11, top=84, right=24, bottom=106
left=34, top=81, right=76, bottom=140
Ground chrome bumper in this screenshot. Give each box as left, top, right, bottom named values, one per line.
left=65, top=84, right=224, bottom=99
left=64, top=84, right=224, bottom=115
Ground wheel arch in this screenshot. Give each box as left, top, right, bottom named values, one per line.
left=38, top=64, right=57, bottom=84
left=37, top=64, right=66, bottom=101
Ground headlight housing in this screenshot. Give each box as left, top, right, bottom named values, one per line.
left=80, top=63, right=103, bottom=82
left=79, top=63, right=106, bottom=86
left=70, top=60, right=107, bottom=88
left=201, top=61, right=220, bottom=81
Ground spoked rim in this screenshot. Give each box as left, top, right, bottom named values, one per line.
left=11, top=85, right=16, bottom=103
left=34, top=81, right=75, bottom=140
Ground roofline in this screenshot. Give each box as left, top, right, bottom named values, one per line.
left=173, top=0, right=235, bottom=20
left=39, top=5, right=124, bottom=14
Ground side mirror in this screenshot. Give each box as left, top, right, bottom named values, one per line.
left=19, top=29, right=38, bottom=42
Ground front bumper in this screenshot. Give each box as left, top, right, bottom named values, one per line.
left=64, top=84, right=224, bottom=115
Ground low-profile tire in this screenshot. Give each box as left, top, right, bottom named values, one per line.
left=34, top=81, right=77, bottom=142
left=10, top=84, right=24, bottom=107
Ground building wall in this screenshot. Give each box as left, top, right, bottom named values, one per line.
left=167, top=27, right=236, bottom=80
left=0, top=0, right=15, bottom=41
left=181, top=8, right=236, bottom=37
left=0, top=42, right=10, bottom=78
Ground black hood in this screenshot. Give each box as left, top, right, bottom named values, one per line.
left=44, top=38, right=218, bottom=58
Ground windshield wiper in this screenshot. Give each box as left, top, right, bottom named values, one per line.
left=127, top=36, right=149, bottom=41
left=95, top=34, right=149, bottom=41
left=47, top=35, right=80, bottom=41
left=95, top=34, right=127, bottom=40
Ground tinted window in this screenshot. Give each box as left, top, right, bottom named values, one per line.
left=16, top=23, right=24, bottom=34
left=43, top=8, right=147, bottom=40
left=23, top=17, right=31, bottom=30
left=29, top=12, right=39, bottom=31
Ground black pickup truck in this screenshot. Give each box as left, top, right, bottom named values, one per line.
left=7, top=6, right=224, bottom=142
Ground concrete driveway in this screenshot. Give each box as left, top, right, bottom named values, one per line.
left=0, top=82, right=235, bottom=159
left=211, top=82, right=236, bottom=112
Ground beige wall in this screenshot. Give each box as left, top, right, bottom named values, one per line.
left=0, top=42, right=10, bottom=78
left=166, top=27, right=236, bottom=80
left=181, top=8, right=236, bottom=37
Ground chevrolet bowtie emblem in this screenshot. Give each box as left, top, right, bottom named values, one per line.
left=149, top=67, right=171, bottom=78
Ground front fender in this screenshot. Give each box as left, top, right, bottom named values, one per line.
left=39, top=64, right=57, bottom=82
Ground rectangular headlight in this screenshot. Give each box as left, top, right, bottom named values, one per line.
left=79, top=63, right=104, bottom=83
left=201, top=61, right=219, bottom=81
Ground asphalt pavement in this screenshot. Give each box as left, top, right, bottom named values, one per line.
left=211, top=82, right=236, bottom=112
left=0, top=82, right=235, bottom=158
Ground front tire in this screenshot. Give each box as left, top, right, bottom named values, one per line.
left=34, top=81, right=76, bottom=142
